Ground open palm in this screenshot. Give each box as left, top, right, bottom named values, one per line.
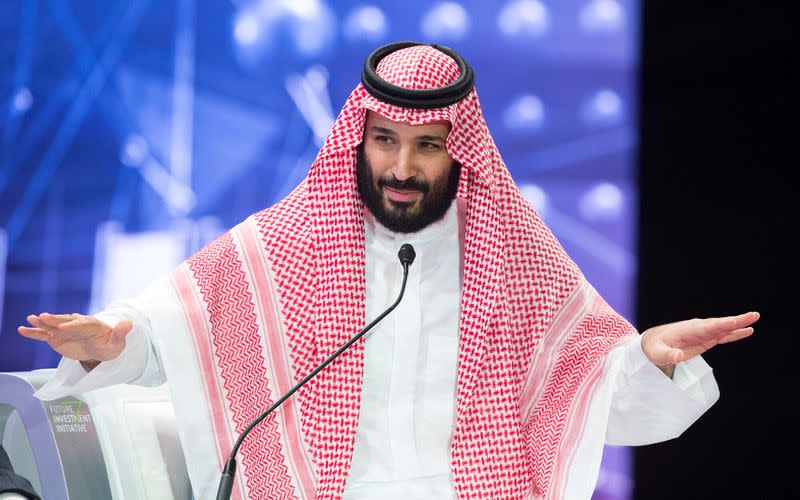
left=642, top=311, right=759, bottom=372
left=18, top=313, right=132, bottom=362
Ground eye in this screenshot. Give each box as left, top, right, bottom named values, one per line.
left=374, top=135, right=393, bottom=144
left=419, top=141, right=440, bottom=150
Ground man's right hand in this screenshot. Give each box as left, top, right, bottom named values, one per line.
left=17, top=313, right=133, bottom=366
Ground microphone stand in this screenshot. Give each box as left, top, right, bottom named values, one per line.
left=216, top=244, right=416, bottom=500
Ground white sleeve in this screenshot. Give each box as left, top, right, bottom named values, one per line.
left=605, top=334, right=719, bottom=445
left=560, top=334, right=720, bottom=499
left=33, top=277, right=170, bottom=401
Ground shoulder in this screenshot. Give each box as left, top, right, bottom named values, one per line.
left=252, top=181, right=313, bottom=248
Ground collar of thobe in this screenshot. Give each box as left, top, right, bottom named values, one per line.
left=363, top=199, right=460, bottom=250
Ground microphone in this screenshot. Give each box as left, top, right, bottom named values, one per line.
left=398, top=243, right=416, bottom=266
left=216, top=244, right=417, bottom=500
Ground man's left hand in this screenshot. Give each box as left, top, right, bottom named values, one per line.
left=641, top=311, right=760, bottom=378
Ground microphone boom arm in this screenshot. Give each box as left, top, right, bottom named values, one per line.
left=216, top=247, right=415, bottom=500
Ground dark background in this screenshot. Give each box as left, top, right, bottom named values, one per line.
left=636, top=2, right=793, bottom=498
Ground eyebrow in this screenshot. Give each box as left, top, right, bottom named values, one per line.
left=417, top=134, right=446, bottom=143
left=369, top=126, right=446, bottom=143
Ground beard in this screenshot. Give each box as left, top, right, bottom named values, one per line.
left=355, top=144, right=462, bottom=234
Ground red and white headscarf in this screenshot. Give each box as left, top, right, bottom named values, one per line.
left=172, top=45, right=636, bottom=499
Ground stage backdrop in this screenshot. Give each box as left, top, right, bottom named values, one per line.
left=0, top=1, right=638, bottom=497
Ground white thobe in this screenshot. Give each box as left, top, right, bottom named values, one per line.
left=35, top=201, right=719, bottom=499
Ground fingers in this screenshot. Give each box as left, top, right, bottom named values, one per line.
left=26, top=315, right=59, bottom=335
left=38, top=312, right=81, bottom=327
left=19, top=313, right=130, bottom=361
left=718, top=327, right=754, bottom=344
left=56, top=315, right=108, bottom=334
left=27, top=313, right=79, bottom=333
left=740, top=311, right=760, bottom=327
left=17, top=326, right=52, bottom=342
left=703, top=311, right=760, bottom=338
left=23, top=313, right=112, bottom=342
left=723, top=311, right=759, bottom=329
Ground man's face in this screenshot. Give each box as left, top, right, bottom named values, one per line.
left=357, top=110, right=461, bottom=233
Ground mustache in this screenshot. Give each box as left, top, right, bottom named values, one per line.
left=378, top=176, right=430, bottom=193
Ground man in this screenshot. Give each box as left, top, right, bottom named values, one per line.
left=0, top=445, right=39, bottom=500
left=18, top=43, right=758, bottom=499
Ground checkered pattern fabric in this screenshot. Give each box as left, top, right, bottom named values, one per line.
left=183, top=45, right=636, bottom=499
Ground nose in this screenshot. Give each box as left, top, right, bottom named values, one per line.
left=391, top=147, right=416, bottom=182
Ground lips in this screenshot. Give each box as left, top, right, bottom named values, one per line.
left=384, top=186, right=422, bottom=202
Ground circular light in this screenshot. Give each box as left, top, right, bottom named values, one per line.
left=498, top=0, right=549, bottom=39
left=11, top=87, right=33, bottom=114
left=120, top=134, right=149, bottom=167
left=305, top=65, right=329, bottom=93
left=285, top=0, right=321, bottom=18
left=504, top=94, right=546, bottom=132
left=579, top=0, right=625, bottom=33
left=579, top=182, right=624, bottom=220
left=420, top=2, right=470, bottom=41
left=234, top=14, right=261, bottom=46
left=343, top=5, right=388, bottom=42
left=581, top=89, right=623, bottom=126
left=231, top=0, right=337, bottom=68
left=595, top=90, right=621, bottom=115
left=520, top=183, right=549, bottom=215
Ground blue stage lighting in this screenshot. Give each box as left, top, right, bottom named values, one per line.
left=11, top=88, right=33, bottom=115
left=519, top=183, right=549, bottom=217
left=498, top=0, right=550, bottom=39
left=120, top=134, right=149, bottom=167
left=420, top=2, right=470, bottom=41
left=579, top=0, right=625, bottom=33
left=581, top=89, right=623, bottom=126
left=234, top=13, right=261, bottom=46
left=579, top=182, right=624, bottom=221
left=343, top=5, right=388, bottom=42
left=503, top=94, right=546, bottom=132
left=232, top=0, right=337, bottom=69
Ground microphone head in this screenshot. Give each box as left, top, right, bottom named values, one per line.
left=398, top=244, right=416, bottom=266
